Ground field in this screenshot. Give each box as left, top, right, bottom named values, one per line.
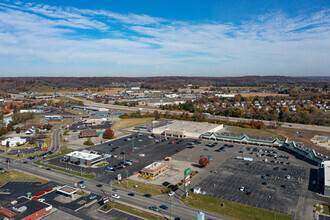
left=240, top=92, right=289, bottom=97
left=112, top=179, right=167, bottom=196
left=229, top=126, right=283, bottom=138
left=0, top=169, right=48, bottom=186
left=111, top=118, right=155, bottom=130
left=276, top=127, right=330, bottom=154
left=94, top=88, right=125, bottom=95
left=184, top=193, right=292, bottom=220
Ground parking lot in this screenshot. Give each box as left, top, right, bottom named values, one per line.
left=201, top=158, right=305, bottom=215
left=46, top=133, right=192, bottom=183
left=0, top=181, right=57, bottom=203
left=170, top=139, right=319, bottom=218
left=41, top=190, right=101, bottom=211
left=69, top=121, right=113, bottom=130
left=78, top=202, right=144, bottom=220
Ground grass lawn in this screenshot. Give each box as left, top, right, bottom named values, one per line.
left=0, top=169, right=48, bottom=186
left=229, top=126, right=283, bottom=138
left=22, top=114, right=45, bottom=124
left=111, top=118, right=155, bottom=130
left=47, top=145, right=72, bottom=159
left=183, top=193, right=291, bottom=220
left=111, top=202, right=164, bottom=220
left=113, top=179, right=167, bottom=196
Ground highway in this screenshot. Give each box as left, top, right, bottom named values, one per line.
left=70, top=97, right=330, bottom=133
left=0, top=159, right=228, bottom=220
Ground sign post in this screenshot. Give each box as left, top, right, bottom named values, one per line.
left=184, top=168, right=191, bottom=198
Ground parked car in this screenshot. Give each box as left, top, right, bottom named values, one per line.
left=89, top=194, right=96, bottom=199
left=168, top=191, right=175, bottom=196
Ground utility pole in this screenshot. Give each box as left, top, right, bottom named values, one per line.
left=170, top=195, right=172, bottom=220
left=132, top=136, right=134, bottom=152
left=126, top=170, right=129, bottom=189
left=109, top=180, right=113, bottom=202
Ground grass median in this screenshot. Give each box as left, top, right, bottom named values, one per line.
left=106, top=202, right=164, bottom=220
left=111, top=118, right=155, bottom=130
left=112, top=179, right=168, bottom=196
left=183, top=193, right=292, bottom=220
left=0, top=169, right=48, bottom=186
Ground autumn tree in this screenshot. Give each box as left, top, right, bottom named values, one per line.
left=15, top=127, right=21, bottom=133
left=199, top=157, right=210, bottom=168
left=103, top=129, right=114, bottom=139
left=7, top=123, right=14, bottom=131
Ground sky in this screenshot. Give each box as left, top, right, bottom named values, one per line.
left=0, top=0, right=329, bottom=77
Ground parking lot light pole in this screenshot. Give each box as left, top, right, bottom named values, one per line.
left=126, top=170, right=129, bottom=189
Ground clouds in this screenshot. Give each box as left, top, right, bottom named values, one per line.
left=0, top=1, right=329, bottom=76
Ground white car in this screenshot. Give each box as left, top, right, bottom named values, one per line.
left=139, top=153, right=145, bottom=157
left=168, top=191, right=175, bottom=196
left=37, top=198, right=45, bottom=202
left=138, top=139, right=142, bottom=142
left=111, top=194, right=120, bottom=199
left=286, top=175, right=291, bottom=180
left=239, top=187, right=245, bottom=192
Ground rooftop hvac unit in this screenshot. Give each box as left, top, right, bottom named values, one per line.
left=13, top=206, right=27, bottom=213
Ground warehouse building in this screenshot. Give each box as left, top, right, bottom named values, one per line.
left=321, top=161, right=330, bottom=196
left=65, top=151, right=104, bottom=167
left=152, top=120, right=223, bottom=138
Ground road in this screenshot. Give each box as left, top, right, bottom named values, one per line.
left=51, top=127, right=61, bottom=152
left=0, top=159, right=228, bottom=220
left=69, top=97, right=330, bottom=133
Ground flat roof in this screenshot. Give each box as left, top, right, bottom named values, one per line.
left=142, top=162, right=167, bottom=172
left=66, top=151, right=101, bottom=160
left=324, top=161, right=330, bottom=187
left=57, top=185, right=78, bottom=195
left=154, top=120, right=222, bottom=134
left=1, top=196, right=52, bottom=219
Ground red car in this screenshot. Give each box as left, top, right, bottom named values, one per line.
left=176, top=150, right=180, bottom=152
left=246, top=192, right=251, bottom=196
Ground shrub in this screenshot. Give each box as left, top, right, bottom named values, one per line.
left=83, top=138, right=94, bottom=146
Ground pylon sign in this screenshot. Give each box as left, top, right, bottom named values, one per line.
left=184, top=168, right=191, bottom=198
left=41, top=143, right=48, bottom=151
